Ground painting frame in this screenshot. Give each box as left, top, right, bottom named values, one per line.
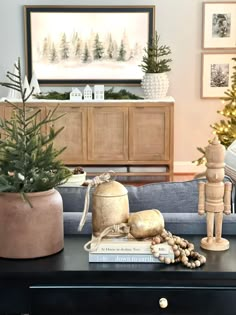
left=202, top=2, right=236, bottom=49
left=24, top=5, right=155, bottom=86
left=201, top=52, right=235, bottom=98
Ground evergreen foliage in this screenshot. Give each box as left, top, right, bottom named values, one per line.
left=195, top=57, right=236, bottom=165
left=140, top=31, right=172, bottom=73
left=34, top=88, right=143, bottom=100
left=0, top=59, right=71, bottom=193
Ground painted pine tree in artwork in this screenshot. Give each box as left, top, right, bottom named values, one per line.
left=107, top=34, right=114, bottom=59
left=93, top=34, right=104, bottom=60
left=60, top=33, right=70, bottom=60
left=83, top=43, right=90, bottom=63
left=49, top=43, right=57, bottom=63
left=117, top=40, right=126, bottom=61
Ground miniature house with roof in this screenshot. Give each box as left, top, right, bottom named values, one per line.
left=94, top=85, right=104, bottom=101
left=70, top=88, right=82, bottom=101
left=84, top=85, right=92, bottom=101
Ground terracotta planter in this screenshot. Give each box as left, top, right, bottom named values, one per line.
left=0, top=189, right=64, bottom=259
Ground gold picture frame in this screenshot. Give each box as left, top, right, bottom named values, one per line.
left=201, top=52, right=235, bottom=98
left=202, top=2, right=236, bottom=49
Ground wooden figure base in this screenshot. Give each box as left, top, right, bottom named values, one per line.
left=200, top=237, right=229, bottom=251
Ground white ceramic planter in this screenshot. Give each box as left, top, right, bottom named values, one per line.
left=61, top=172, right=86, bottom=187
left=141, top=73, right=169, bottom=99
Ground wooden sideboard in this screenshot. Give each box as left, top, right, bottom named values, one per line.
left=0, top=98, right=174, bottom=181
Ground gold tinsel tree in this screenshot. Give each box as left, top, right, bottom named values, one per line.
left=196, top=57, right=236, bottom=165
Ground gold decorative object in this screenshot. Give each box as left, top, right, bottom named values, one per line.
left=78, top=172, right=129, bottom=236
left=83, top=207, right=207, bottom=269
left=198, top=137, right=232, bottom=251
left=92, top=180, right=129, bottom=236
left=128, top=209, right=164, bottom=239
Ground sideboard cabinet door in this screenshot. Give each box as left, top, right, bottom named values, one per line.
left=47, top=106, right=87, bottom=164
left=129, top=106, right=171, bottom=161
left=88, top=106, right=128, bottom=162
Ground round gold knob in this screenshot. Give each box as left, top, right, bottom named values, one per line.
left=159, top=297, right=168, bottom=309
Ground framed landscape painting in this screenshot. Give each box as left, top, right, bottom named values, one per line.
left=24, top=5, right=155, bottom=86
left=203, top=2, right=236, bottom=49
left=201, top=53, right=235, bottom=98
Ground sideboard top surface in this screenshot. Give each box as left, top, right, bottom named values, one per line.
left=0, top=97, right=175, bottom=107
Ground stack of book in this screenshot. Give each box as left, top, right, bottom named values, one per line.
left=89, top=236, right=174, bottom=263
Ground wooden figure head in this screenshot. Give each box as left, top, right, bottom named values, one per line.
left=205, top=137, right=225, bottom=183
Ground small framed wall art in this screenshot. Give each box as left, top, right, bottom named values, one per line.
left=202, top=2, right=236, bottom=49
left=24, top=5, right=155, bottom=86
left=201, top=53, right=235, bottom=98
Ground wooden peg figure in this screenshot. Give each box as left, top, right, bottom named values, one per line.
left=198, top=137, right=232, bottom=251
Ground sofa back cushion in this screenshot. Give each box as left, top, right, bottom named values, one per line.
left=58, top=178, right=233, bottom=214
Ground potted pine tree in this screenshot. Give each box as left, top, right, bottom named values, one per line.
left=140, top=31, right=172, bottom=99
left=0, top=59, right=71, bottom=258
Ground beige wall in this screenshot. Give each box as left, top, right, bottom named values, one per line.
left=0, top=0, right=232, bottom=172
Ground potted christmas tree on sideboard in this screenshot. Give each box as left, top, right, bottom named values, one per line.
left=140, top=31, right=172, bottom=99
left=0, top=59, right=71, bottom=259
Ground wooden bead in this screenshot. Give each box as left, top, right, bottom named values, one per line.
left=174, top=250, right=180, bottom=257
left=173, top=244, right=178, bottom=251
left=151, top=229, right=206, bottom=269
left=175, top=237, right=181, bottom=245
left=181, top=256, right=188, bottom=263
left=199, top=256, right=206, bottom=264
left=164, top=257, right=171, bottom=264
left=191, top=262, right=196, bottom=268
left=185, top=249, right=190, bottom=256
left=195, top=260, right=201, bottom=267
left=168, top=239, right=175, bottom=246
left=161, top=230, right=168, bottom=238
left=153, top=252, right=160, bottom=258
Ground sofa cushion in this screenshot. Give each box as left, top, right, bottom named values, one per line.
left=63, top=212, right=236, bottom=235
left=58, top=179, right=203, bottom=214
left=57, top=176, right=234, bottom=214
left=58, top=177, right=236, bottom=236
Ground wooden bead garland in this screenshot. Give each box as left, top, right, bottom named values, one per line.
left=151, top=229, right=206, bottom=268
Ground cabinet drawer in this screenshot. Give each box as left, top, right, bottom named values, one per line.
left=30, top=286, right=236, bottom=315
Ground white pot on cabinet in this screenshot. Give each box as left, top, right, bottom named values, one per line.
left=141, top=73, right=169, bottom=99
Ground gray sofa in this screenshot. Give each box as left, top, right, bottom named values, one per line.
left=57, top=177, right=236, bottom=236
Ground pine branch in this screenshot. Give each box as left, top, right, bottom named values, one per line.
left=0, top=58, right=72, bottom=193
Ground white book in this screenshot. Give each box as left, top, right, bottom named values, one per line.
left=89, top=252, right=174, bottom=263
left=90, top=236, right=173, bottom=255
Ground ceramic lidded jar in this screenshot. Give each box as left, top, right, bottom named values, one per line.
left=92, top=181, right=129, bottom=236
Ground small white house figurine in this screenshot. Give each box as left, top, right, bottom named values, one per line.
left=7, top=62, right=21, bottom=100
left=70, top=88, right=82, bottom=101
left=94, top=85, right=104, bottom=101
left=30, top=71, right=41, bottom=95
left=83, top=85, right=92, bottom=101
left=23, top=76, right=32, bottom=99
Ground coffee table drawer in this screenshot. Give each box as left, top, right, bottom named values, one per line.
left=30, top=286, right=236, bottom=315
